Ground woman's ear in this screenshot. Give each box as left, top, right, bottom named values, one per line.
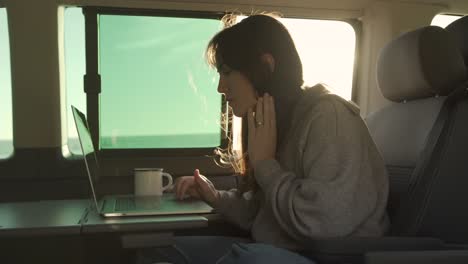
left=261, top=53, right=275, bottom=73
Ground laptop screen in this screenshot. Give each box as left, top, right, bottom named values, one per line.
left=71, top=105, right=101, bottom=210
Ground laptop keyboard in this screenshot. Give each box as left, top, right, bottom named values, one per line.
left=115, top=198, right=136, bottom=211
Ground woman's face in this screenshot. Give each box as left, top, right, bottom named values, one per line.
left=217, top=64, right=258, bottom=117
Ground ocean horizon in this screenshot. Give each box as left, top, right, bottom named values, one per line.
left=0, top=133, right=221, bottom=157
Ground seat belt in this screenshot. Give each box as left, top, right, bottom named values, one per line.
left=392, top=82, right=468, bottom=235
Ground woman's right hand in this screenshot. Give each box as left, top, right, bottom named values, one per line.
left=174, top=169, right=220, bottom=207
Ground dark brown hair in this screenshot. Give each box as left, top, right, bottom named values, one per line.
left=207, top=14, right=304, bottom=192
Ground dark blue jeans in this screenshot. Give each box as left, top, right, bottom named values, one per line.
left=136, top=236, right=316, bottom=264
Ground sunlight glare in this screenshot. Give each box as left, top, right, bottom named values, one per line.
left=237, top=16, right=356, bottom=100
left=431, top=14, right=462, bottom=28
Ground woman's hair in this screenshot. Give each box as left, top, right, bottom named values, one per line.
left=207, top=13, right=304, bottom=193
left=206, top=13, right=303, bottom=95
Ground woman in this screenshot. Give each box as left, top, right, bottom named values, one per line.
left=139, top=13, right=389, bottom=264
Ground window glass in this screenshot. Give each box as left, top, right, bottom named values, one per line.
left=431, top=14, right=463, bottom=28
left=282, top=18, right=355, bottom=100
left=99, top=15, right=221, bottom=149
left=0, top=8, right=13, bottom=159
left=238, top=16, right=356, bottom=100
left=64, top=7, right=86, bottom=154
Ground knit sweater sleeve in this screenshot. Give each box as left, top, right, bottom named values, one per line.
left=215, top=188, right=260, bottom=231
left=254, top=99, right=385, bottom=240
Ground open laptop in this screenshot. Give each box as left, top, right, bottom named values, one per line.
left=71, top=105, right=213, bottom=217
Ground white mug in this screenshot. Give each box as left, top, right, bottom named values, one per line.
left=134, top=168, right=173, bottom=196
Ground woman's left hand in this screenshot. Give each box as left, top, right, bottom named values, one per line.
left=247, top=93, right=277, bottom=168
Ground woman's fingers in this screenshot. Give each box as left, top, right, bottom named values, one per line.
left=194, top=169, right=210, bottom=192
left=187, top=188, right=201, bottom=199
left=247, top=107, right=256, bottom=149
left=178, top=177, right=194, bottom=200
left=269, top=95, right=276, bottom=129
left=175, top=170, right=218, bottom=204
left=264, top=93, right=275, bottom=128
left=193, top=169, right=219, bottom=206
left=263, top=94, right=270, bottom=128
left=176, top=177, right=189, bottom=198
left=174, top=177, right=182, bottom=197
left=256, top=97, right=264, bottom=126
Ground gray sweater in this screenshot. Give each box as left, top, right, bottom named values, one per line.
left=216, top=85, right=390, bottom=250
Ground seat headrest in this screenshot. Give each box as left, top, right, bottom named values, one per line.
left=377, top=26, right=467, bottom=102
left=446, top=16, right=468, bottom=67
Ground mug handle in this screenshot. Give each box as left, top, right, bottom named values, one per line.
left=162, top=172, right=173, bottom=191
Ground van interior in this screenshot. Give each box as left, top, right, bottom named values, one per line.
left=1, top=0, right=468, bottom=263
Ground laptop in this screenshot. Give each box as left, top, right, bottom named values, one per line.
left=71, top=105, right=214, bottom=217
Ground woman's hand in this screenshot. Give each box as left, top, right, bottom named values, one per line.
left=247, top=93, right=277, bottom=168
left=173, top=169, right=220, bottom=207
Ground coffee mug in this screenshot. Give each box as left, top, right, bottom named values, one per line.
left=134, top=168, right=173, bottom=196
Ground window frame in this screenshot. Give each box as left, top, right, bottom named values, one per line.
left=83, top=7, right=228, bottom=160
left=348, top=18, right=361, bottom=103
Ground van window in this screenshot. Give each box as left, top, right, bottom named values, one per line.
left=238, top=16, right=356, bottom=100
left=98, top=15, right=221, bottom=149
left=76, top=10, right=357, bottom=152
left=64, top=7, right=86, bottom=155
left=0, top=8, right=13, bottom=159
left=431, top=14, right=463, bottom=28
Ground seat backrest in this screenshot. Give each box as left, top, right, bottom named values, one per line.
left=366, top=26, right=468, bottom=242
left=446, top=16, right=468, bottom=69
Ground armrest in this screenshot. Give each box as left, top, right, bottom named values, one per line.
left=304, top=236, right=445, bottom=254
left=299, top=237, right=446, bottom=264
left=365, top=250, right=468, bottom=264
